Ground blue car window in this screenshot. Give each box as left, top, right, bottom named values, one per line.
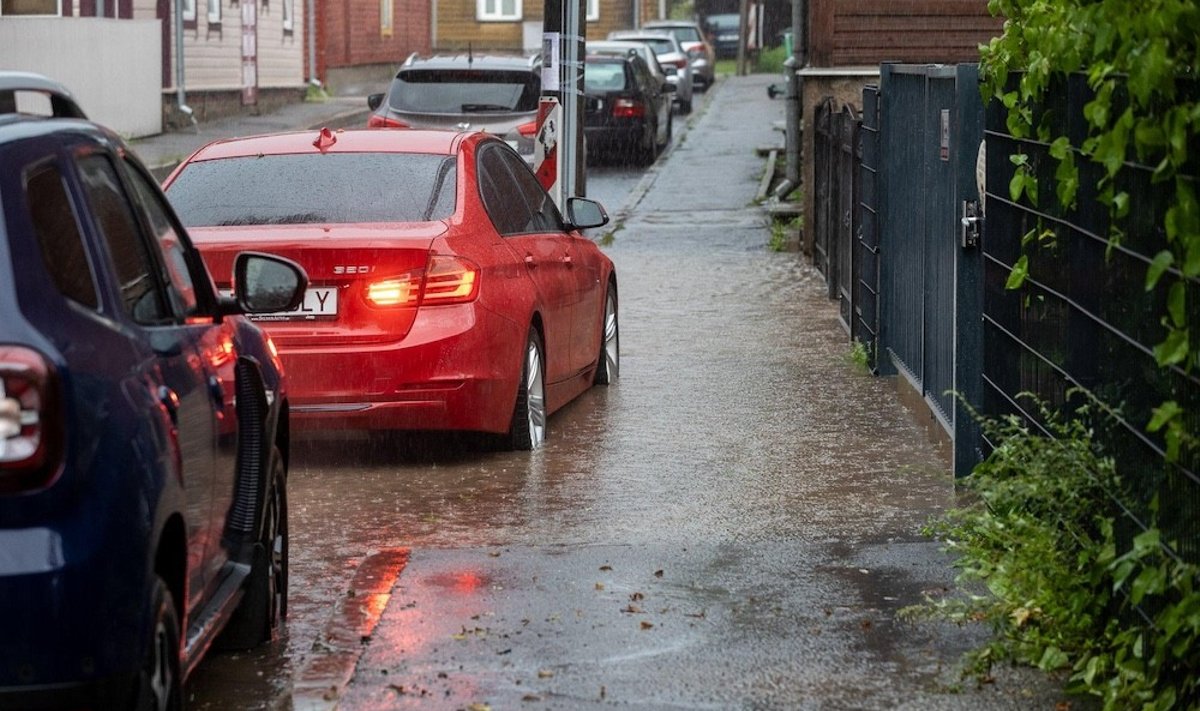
left=24, top=161, right=99, bottom=309
left=77, top=154, right=169, bottom=325
left=124, top=161, right=200, bottom=317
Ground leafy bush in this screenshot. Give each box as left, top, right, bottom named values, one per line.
left=914, top=402, right=1200, bottom=709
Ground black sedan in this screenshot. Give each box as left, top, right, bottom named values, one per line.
left=584, top=53, right=674, bottom=165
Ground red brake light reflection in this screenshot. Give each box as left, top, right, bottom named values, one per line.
left=0, top=346, right=62, bottom=494
left=517, top=121, right=538, bottom=138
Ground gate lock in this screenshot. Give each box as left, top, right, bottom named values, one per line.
left=960, top=199, right=982, bottom=249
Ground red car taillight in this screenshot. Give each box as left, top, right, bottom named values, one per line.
left=516, top=121, right=538, bottom=138
left=366, top=275, right=422, bottom=307
left=670, top=58, right=689, bottom=69
left=365, top=255, right=480, bottom=308
left=421, top=255, right=479, bottom=305
left=367, top=113, right=410, bottom=129
left=612, top=98, right=646, bottom=118
left=0, top=346, right=62, bottom=495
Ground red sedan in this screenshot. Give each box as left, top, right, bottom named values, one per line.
left=162, top=128, right=618, bottom=450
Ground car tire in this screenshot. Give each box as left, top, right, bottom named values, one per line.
left=594, top=285, right=619, bottom=385
left=638, top=119, right=659, bottom=166
left=132, top=577, right=182, bottom=711
left=657, top=111, right=672, bottom=152
left=217, top=445, right=288, bottom=649
left=506, top=328, right=547, bottom=451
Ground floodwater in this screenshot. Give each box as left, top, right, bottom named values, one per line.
left=186, top=76, right=1067, bottom=710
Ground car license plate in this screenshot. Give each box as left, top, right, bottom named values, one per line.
left=222, top=287, right=338, bottom=321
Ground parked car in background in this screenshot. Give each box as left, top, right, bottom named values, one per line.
left=0, top=72, right=305, bottom=710
left=367, top=53, right=542, bottom=163
left=163, top=129, right=619, bottom=451
left=606, top=30, right=695, bottom=113
left=584, top=53, right=674, bottom=165
left=642, top=19, right=716, bottom=90
left=704, top=13, right=744, bottom=59
left=587, top=39, right=673, bottom=95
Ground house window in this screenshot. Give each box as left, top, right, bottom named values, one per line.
left=206, top=0, right=219, bottom=24
left=181, top=0, right=195, bottom=22
left=586, top=0, right=597, bottom=21
left=283, top=0, right=294, bottom=32
left=0, top=0, right=61, bottom=15
left=379, top=0, right=392, bottom=36
left=476, top=0, right=519, bottom=22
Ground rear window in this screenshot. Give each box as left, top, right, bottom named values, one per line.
left=707, top=14, right=738, bottom=29
left=663, top=27, right=701, bottom=44
left=166, top=153, right=457, bottom=227
left=640, top=38, right=676, bottom=55
left=388, top=69, right=540, bottom=114
left=585, top=62, right=629, bottom=93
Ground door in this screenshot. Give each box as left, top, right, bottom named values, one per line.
left=121, top=157, right=243, bottom=589
left=477, top=144, right=576, bottom=384
left=75, top=151, right=221, bottom=620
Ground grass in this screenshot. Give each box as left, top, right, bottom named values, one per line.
left=714, top=45, right=788, bottom=77
left=769, top=215, right=801, bottom=252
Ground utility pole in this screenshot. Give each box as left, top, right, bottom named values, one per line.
left=735, top=0, right=750, bottom=76
left=536, top=0, right=587, bottom=207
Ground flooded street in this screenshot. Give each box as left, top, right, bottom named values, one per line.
left=187, top=76, right=1065, bottom=710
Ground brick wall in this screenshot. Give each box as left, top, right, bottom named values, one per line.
left=809, top=0, right=1001, bottom=67
left=322, top=0, right=431, bottom=73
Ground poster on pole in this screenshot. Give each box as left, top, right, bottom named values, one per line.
left=541, top=32, right=561, bottom=93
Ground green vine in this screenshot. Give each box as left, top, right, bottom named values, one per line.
left=980, top=0, right=1200, bottom=461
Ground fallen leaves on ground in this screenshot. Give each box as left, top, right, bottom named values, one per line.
left=640, top=621, right=654, bottom=630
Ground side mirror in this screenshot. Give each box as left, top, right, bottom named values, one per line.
left=230, top=252, right=308, bottom=314
left=565, top=197, right=609, bottom=230
left=367, top=93, right=384, bottom=111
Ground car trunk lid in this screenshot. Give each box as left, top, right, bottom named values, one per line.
left=191, top=223, right=446, bottom=347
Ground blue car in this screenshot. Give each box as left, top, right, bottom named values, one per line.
left=0, top=73, right=307, bottom=710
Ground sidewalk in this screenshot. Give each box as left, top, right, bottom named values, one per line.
left=129, top=95, right=371, bottom=178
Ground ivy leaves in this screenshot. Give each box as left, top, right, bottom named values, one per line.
left=983, top=0, right=1200, bottom=463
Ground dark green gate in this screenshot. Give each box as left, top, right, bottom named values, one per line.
left=875, top=63, right=985, bottom=476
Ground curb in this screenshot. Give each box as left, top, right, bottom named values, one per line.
left=288, top=548, right=411, bottom=711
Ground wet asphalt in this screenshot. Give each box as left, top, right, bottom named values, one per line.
left=186, top=75, right=1070, bottom=710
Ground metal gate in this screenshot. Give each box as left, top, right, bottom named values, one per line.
left=835, top=104, right=860, bottom=331
left=811, top=98, right=861, bottom=333
left=855, top=86, right=881, bottom=370
left=876, top=64, right=985, bottom=475
left=812, top=98, right=834, bottom=288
